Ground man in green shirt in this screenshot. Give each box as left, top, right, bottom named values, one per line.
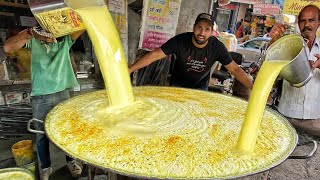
left=4, top=27, right=84, bottom=180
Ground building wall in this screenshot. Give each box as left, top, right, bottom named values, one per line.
left=127, top=0, right=211, bottom=65
left=128, top=8, right=141, bottom=65
left=237, top=3, right=249, bottom=22
left=175, top=0, right=211, bottom=35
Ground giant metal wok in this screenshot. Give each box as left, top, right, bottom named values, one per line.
left=31, top=87, right=316, bottom=179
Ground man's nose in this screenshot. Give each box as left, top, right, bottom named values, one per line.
left=305, top=20, right=312, bottom=27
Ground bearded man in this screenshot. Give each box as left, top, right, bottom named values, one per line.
left=129, top=13, right=253, bottom=90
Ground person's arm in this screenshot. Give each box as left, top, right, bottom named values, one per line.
left=268, top=23, right=286, bottom=46
left=129, top=48, right=167, bottom=73
left=70, top=54, right=77, bottom=75
left=4, top=29, right=32, bottom=54
left=224, top=61, right=253, bottom=89
left=70, top=30, right=85, bottom=41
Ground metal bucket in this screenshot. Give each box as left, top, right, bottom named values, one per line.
left=27, top=0, right=106, bottom=38
left=27, top=0, right=85, bottom=38
left=11, top=140, right=34, bottom=166
left=265, top=34, right=313, bottom=87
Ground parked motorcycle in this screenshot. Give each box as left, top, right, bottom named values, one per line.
left=211, top=51, right=253, bottom=100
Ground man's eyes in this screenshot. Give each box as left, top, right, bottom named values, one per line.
left=196, top=27, right=211, bottom=31
left=299, top=19, right=316, bottom=23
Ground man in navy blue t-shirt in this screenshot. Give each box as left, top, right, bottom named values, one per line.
left=129, top=13, right=253, bottom=90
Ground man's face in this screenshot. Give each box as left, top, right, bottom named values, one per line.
left=298, top=7, right=320, bottom=40
left=193, top=20, right=213, bottom=45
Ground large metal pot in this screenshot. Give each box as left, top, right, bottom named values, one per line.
left=265, top=34, right=313, bottom=87
left=28, top=87, right=316, bottom=179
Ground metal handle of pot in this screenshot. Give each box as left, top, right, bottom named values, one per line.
left=288, top=140, right=318, bottom=159
left=27, top=118, right=45, bottom=134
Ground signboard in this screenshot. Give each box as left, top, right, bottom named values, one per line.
left=253, top=4, right=280, bottom=15
left=139, top=0, right=181, bottom=51
left=220, top=3, right=237, bottom=10
left=20, top=16, right=37, bottom=27
left=107, top=0, right=128, bottom=59
left=283, top=0, right=320, bottom=15
left=231, top=0, right=262, bottom=4
left=0, top=0, right=28, bottom=8
left=108, top=0, right=125, bottom=14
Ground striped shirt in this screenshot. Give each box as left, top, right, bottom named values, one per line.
left=278, top=38, right=320, bottom=119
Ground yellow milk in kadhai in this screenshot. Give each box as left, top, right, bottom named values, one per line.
left=43, top=2, right=297, bottom=179
left=46, top=87, right=297, bottom=179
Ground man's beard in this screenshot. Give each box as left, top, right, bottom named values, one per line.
left=193, top=35, right=208, bottom=45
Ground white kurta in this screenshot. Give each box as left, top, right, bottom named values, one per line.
left=278, top=38, right=320, bottom=119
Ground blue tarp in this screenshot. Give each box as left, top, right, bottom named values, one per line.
left=273, top=0, right=285, bottom=9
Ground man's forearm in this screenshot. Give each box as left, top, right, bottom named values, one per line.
left=129, top=55, right=153, bottom=73
left=4, top=29, right=32, bottom=53
left=234, top=71, right=253, bottom=89
left=231, top=66, right=253, bottom=89
left=129, top=48, right=166, bottom=73
left=225, top=61, right=253, bottom=89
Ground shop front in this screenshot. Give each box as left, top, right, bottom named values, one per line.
left=215, top=3, right=238, bottom=33
left=251, top=3, right=281, bottom=37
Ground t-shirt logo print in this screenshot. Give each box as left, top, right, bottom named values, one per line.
left=186, top=56, right=207, bottom=72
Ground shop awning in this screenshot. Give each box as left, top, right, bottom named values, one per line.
left=253, top=4, right=280, bottom=16
left=283, top=0, right=320, bottom=15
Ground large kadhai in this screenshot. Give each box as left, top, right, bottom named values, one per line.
left=45, top=86, right=297, bottom=179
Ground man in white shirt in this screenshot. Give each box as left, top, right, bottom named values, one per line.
left=270, top=5, right=320, bottom=137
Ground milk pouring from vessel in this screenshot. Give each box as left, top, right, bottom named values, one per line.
left=265, top=34, right=313, bottom=87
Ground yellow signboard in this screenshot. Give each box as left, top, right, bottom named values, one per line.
left=139, top=0, right=181, bottom=51
left=283, top=0, right=320, bottom=15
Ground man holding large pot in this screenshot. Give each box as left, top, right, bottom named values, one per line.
left=270, top=5, right=320, bottom=137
